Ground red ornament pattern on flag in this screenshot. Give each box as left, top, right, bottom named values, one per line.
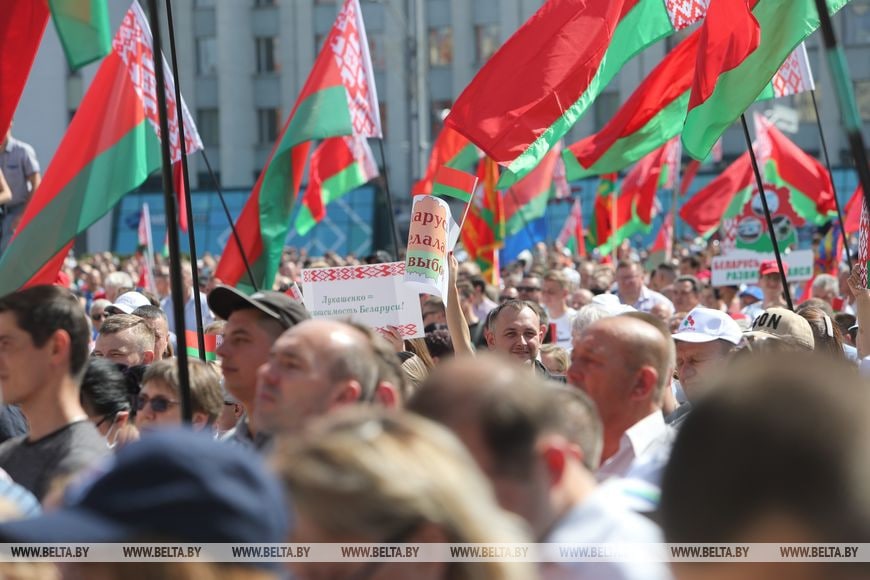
left=860, top=198, right=870, bottom=286
left=771, top=48, right=813, bottom=98
left=329, top=0, right=381, bottom=137
left=113, top=4, right=202, bottom=165
left=666, top=0, right=710, bottom=31
left=302, top=263, right=406, bottom=283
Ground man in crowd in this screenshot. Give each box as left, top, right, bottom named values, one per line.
left=470, top=276, right=497, bottom=321
left=103, top=271, right=134, bottom=303
left=669, top=307, right=742, bottom=427
left=409, top=356, right=670, bottom=580
left=421, top=296, right=447, bottom=329
left=649, top=263, right=677, bottom=293
left=92, top=313, right=156, bottom=366
left=569, top=315, right=674, bottom=483
left=0, top=126, right=40, bottom=254
left=104, top=290, right=151, bottom=315
left=516, top=274, right=543, bottom=306
left=541, top=270, right=576, bottom=349
left=208, top=286, right=310, bottom=448
left=88, top=299, right=111, bottom=338
left=672, top=276, right=702, bottom=315
left=484, top=300, right=551, bottom=376
left=811, top=273, right=842, bottom=311
left=0, top=286, right=108, bottom=500
left=254, top=319, right=380, bottom=435
left=616, top=260, right=674, bottom=314
left=132, top=305, right=172, bottom=360
left=743, top=260, right=788, bottom=320
left=161, top=261, right=214, bottom=334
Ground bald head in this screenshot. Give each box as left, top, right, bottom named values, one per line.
left=254, top=319, right=378, bottom=434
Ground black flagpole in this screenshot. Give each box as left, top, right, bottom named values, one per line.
left=813, top=0, right=870, bottom=272
left=199, top=151, right=259, bottom=291
left=146, top=0, right=193, bottom=422
left=376, top=139, right=401, bottom=259
left=164, top=0, right=205, bottom=361
left=740, top=114, right=794, bottom=310
left=810, top=90, right=853, bottom=270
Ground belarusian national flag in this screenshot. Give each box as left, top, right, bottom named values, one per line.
left=432, top=165, right=478, bottom=205
left=216, top=0, right=380, bottom=291
left=557, top=198, right=586, bottom=258
left=589, top=173, right=624, bottom=254
left=754, top=113, right=835, bottom=226
left=0, top=2, right=49, bottom=137
left=48, top=0, right=112, bottom=71
left=412, top=126, right=478, bottom=195
left=563, top=30, right=699, bottom=180
left=185, top=330, right=217, bottom=362
left=0, top=2, right=198, bottom=295
left=682, top=0, right=848, bottom=160
left=446, top=0, right=708, bottom=189
left=679, top=152, right=753, bottom=238
left=294, top=135, right=378, bottom=235
left=461, top=157, right=503, bottom=283
left=844, top=186, right=863, bottom=235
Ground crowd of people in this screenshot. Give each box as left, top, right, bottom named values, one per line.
left=0, top=238, right=867, bottom=580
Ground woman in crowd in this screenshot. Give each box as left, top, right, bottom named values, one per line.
left=136, top=359, right=223, bottom=433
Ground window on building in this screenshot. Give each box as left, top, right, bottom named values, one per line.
left=430, top=99, right=452, bottom=138
left=855, top=80, right=870, bottom=121
left=256, top=37, right=279, bottom=73
left=258, top=108, right=282, bottom=144
left=368, top=33, right=386, bottom=70
left=253, top=0, right=275, bottom=6
left=594, top=92, right=620, bottom=129
left=195, top=0, right=215, bottom=7
left=845, top=1, right=870, bottom=45
left=428, top=27, right=453, bottom=66
left=196, top=36, right=217, bottom=76
left=474, top=24, right=499, bottom=64
left=794, top=91, right=818, bottom=124
left=197, top=108, right=219, bottom=147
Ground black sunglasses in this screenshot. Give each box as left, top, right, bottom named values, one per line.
left=516, top=286, right=540, bottom=292
left=136, top=394, right=180, bottom=413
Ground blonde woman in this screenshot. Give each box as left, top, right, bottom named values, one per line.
left=274, top=407, right=536, bottom=580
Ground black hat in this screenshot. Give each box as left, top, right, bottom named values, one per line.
left=207, top=285, right=310, bottom=329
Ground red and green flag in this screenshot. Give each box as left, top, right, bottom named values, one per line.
left=679, top=152, right=753, bottom=238
left=412, top=126, right=478, bottom=195
left=589, top=173, right=625, bottom=254
left=216, top=0, right=381, bottom=292
left=461, top=157, right=504, bottom=283
left=682, top=0, right=849, bottom=160
left=0, top=2, right=199, bottom=295
left=48, top=0, right=112, bottom=71
left=432, top=165, right=478, bottom=205
left=0, top=1, right=49, bottom=138
left=294, top=135, right=379, bottom=235
left=446, top=0, right=708, bottom=189
left=557, top=197, right=586, bottom=258
left=185, top=330, right=217, bottom=362
left=503, top=146, right=563, bottom=237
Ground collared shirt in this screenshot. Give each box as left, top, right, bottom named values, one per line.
left=597, top=411, right=674, bottom=486
left=542, top=486, right=672, bottom=580
left=622, top=286, right=673, bottom=314
left=0, top=137, right=40, bottom=207
left=162, top=291, right=215, bottom=335
left=220, top=414, right=272, bottom=452
left=472, top=297, right=498, bottom=322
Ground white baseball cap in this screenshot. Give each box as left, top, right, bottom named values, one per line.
left=673, top=307, right=742, bottom=345
left=106, top=291, right=151, bottom=315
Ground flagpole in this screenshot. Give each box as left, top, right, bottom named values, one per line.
left=198, top=151, right=259, bottom=291
left=376, top=139, right=401, bottom=259
left=143, top=203, right=157, bottom=295
left=146, top=0, right=193, bottom=423
left=670, top=164, right=681, bottom=263
left=809, top=90, right=853, bottom=270
left=164, top=0, right=205, bottom=362
left=740, top=114, right=794, bottom=310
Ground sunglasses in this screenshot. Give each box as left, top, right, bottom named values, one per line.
left=91, top=312, right=108, bottom=321
left=516, top=286, right=540, bottom=292
left=136, top=394, right=180, bottom=414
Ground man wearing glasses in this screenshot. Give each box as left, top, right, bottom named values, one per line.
left=515, top=274, right=543, bottom=306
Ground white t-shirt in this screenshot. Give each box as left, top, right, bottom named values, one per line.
left=547, top=308, right=577, bottom=350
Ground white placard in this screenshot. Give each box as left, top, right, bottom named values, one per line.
left=711, top=249, right=813, bottom=287
left=301, top=262, right=424, bottom=338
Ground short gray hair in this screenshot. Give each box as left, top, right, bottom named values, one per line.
left=812, top=274, right=839, bottom=296
left=571, top=303, right=611, bottom=339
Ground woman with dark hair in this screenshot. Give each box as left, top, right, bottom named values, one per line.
left=796, top=305, right=849, bottom=364
left=80, top=359, right=139, bottom=449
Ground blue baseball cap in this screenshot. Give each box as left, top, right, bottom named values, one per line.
left=740, top=286, right=763, bottom=301
left=0, top=429, right=290, bottom=549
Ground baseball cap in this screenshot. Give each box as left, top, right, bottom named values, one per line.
left=673, top=307, right=742, bottom=345
left=743, top=307, right=815, bottom=350
left=208, top=285, right=310, bottom=330
left=0, top=429, right=289, bottom=548
left=105, top=291, right=151, bottom=315
left=739, top=286, right=764, bottom=301
left=759, top=260, right=782, bottom=277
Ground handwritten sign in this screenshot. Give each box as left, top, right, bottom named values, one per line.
left=301, top=262, right=424, bottom=338
left=404, top=195, right=460, bottom=302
